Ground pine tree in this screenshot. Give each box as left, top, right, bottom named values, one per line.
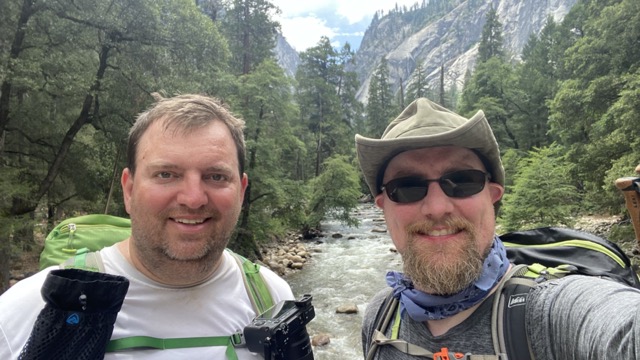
left=366, top=57, right=395, bottom=137
left=478, top=7, right=504, bottom=62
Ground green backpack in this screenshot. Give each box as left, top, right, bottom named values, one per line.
left=42, top=214, right=275, bottom=360
left=367, top=226, right=640, bottom=360
left=40, top=214, right=131, bottom=270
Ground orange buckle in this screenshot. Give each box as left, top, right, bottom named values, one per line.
left=433, top=347, right=465, bottom=360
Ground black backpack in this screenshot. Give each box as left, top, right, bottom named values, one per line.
left=366, top=227, right=640, bottom=360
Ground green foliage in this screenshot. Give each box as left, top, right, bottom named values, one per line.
left=499, top=145, right=580, bottom=231
left=477, top=7, right=504, bottom=62
left=295, top=38, right=359, bottom=178
left=500, top=148, right=526, bottom=191
left=221, top=0, right=281, bottom=75
left=306, top=155, right=361, bottom=230
left=366, top=57, right=396, bottom=137
left=405, top=63, right=432, bottom=105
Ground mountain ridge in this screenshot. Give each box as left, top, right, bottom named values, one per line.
left=275, top=0, right=578, bottom=104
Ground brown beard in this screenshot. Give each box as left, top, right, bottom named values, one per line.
left=401, top=217, right=486, bottom=295
left=129, top=207, right=233, bottom=283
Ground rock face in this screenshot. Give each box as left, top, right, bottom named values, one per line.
left=273, top=0, right=577, bottom=104
left=274, top=33, right=299, bottom=78
left=352, top=0, right=577, bottom=103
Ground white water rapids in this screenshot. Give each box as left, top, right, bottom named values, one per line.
left=285, top=203, right=402, bottom=359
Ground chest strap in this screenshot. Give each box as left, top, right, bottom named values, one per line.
left=106, top=333, right=245, bottom=360
left=372, top=330, right=506, bottom=359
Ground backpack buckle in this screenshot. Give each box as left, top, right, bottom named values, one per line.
left=434, top=347, right=465, bottom=359
left=230, top=332, right=246, bottom=347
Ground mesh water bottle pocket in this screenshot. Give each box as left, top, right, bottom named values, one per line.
left=18, top=269, right=129, bottom=360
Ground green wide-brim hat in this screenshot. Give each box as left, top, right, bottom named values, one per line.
left=355, top=98, right=505, bottom=197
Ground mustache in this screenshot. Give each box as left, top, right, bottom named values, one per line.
left=405, top=216, right=473, bottom=236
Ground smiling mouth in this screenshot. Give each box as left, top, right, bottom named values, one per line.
left=173, top=218, right=207, bottom=225
left=424, top=228, right=459, bottom=236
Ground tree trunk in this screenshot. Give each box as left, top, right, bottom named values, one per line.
left=0, top=0, right=37, bottom=135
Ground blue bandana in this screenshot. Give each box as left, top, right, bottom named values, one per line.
left=386, top=236, right=508, bottom=321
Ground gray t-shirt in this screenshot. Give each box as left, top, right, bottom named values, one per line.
left=362, top=275, right=640, bottom=359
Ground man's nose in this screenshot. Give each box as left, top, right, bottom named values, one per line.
left=177, top=175, right=208, bottom=208
left=419, top=181, right=454, bottom=218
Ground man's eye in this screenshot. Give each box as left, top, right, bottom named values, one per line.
left=156, top=172, right=173, bottom=179
left=208, top=174, right=227, bottom=182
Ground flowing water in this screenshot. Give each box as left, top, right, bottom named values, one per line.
left=286, top=203, right=402, bottom=360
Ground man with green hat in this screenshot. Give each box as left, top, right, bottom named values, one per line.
left=357, top=98, right=640, bottom=359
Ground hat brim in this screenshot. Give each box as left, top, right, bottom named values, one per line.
left=355, top=110, right=504, bottom=196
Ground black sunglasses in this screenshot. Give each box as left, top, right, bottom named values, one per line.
left=381, top=169, right=490, bottom=204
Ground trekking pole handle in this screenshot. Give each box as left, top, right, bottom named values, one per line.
left=615, top=166, right=640, bottom=244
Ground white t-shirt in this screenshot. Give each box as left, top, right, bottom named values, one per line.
left=0, top=246, right=295, bottom=359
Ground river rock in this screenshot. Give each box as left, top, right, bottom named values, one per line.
left=372, top=227, right=387, bottom=233
left=336, top=304, right=358, bottom=314
left=312, top=333, right=331, bottom=347
left=332, top=233, right=343, bottom=238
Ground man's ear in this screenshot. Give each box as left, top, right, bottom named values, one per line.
left=488, top=182, right=504, bottom=204
left=121, top=168, right=133, bottom=214
left=375, top=193, right=385, bottom=209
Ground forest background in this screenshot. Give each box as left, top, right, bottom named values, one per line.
left=1, top=0, right=639, bottom=294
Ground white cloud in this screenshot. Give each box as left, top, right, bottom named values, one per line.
left=271, top=0, right=424, bottom=51
left=280, top=16, right=337, bottom=51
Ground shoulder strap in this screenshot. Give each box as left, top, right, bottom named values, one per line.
left=366, top=290, right=399, bottom=360
left=491, top=264, right=537, bottom=360
left=227, top=249, right=275, bottom=314
left=60, top=247, right=105, bottom=272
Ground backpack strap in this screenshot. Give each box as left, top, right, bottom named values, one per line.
left=491, top=263, right=579, bottom=360
left=228, top=249, right=275, bottom=314
left=60, top=248, right=275, bottom=359
left=365, top=290, right=399, bottom=360
left=491, top=264, right=536, bottom=360
left=60, top=247, right=105, bottom=272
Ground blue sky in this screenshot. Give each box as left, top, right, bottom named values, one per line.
left=271, top=0, right=421, bottom=52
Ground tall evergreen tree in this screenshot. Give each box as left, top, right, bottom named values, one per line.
left=229, top=58, right=305, bottom=256
left=405, top=63, right=430, bottom=104
left=478, top=6, right=504, bottom=62
left=510, top=17, right=564, bottom=150
left=460, top=9, right=518, bottom=149
left=366, top=57, right=395, bottom=137
left=221, top=0, right=281, bottom=75
left=295, top=37, right=355, bottom=177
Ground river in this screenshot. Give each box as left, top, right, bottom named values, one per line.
left=285, top=203, right=402, bottom=360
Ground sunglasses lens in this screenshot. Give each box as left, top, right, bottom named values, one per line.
left=383, top=170, right=488, bottom=203
left=440, top=170, right=487, bottom=197
left=384, top=177, right=428, bottom=203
